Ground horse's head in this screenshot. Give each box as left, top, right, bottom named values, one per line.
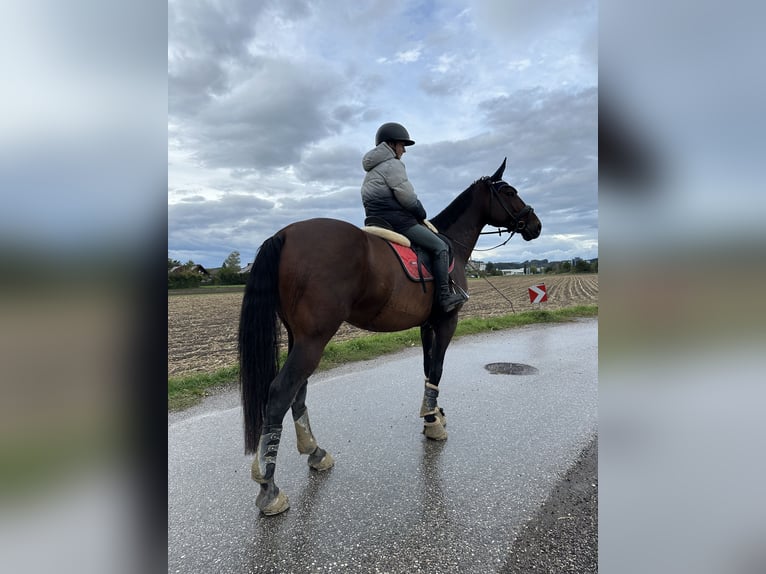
left=482, top=158, right=542, bottom=241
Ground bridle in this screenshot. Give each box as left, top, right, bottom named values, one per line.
left=449, top=176, right=538, bottom=310
left=470, top=177, right=535, bottom=252
left=485, top=177, right=534, bottom=233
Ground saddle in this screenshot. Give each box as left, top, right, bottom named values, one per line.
left=362, top=217, right=455, bottom=285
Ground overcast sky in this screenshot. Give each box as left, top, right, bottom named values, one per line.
left=168, top=0, right=597, bottom=268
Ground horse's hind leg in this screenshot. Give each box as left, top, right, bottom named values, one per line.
left=251, top=340, right=330, bottom=515
left=251, top=425, right=290, bottom=515
left=284, top=327, right=334, bottom=471
left=291, top=381, right=335, bottom=470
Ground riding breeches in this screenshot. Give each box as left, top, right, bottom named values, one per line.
left=401, top=223, right=448, bottom=257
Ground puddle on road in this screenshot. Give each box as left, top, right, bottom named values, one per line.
left=484, top=362, right=539, bottom=375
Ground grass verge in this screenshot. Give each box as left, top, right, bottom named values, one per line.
left=168, top=305, right=597, bottom=411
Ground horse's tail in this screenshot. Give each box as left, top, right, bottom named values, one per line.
left=238, top=233, right=284, bottom=454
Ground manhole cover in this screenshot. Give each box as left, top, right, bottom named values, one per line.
left=484, top=362, right=539, bottom=375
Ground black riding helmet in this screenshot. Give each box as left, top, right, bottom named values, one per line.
left=375, top=122, right=415, bottom=146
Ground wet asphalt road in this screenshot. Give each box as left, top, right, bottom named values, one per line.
left=168, top=318, right=597, bottom=573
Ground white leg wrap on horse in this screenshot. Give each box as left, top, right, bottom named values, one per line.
left=294, top=410, right=318, bottom=455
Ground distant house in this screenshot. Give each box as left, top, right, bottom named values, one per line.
left=467, top=259, right=486, bottom=272
left=168, top=263, right=212, bottom=288
left=240, top=262, right=253, bottom=274
left=501, top=268, right=526, bottom=276
left=169, top=264, right=210, bottom=276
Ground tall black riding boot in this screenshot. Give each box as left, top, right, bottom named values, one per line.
left=433, top=251, right=466, bottom=313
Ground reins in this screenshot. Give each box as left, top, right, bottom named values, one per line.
left=452, top=228, right=517, bottom=252
left=463, top=259, right=517, bottom=313
left=470, top=228, right=518, bottom=251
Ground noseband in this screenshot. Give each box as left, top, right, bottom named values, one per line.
left=483, top=177, right=534, bottom=235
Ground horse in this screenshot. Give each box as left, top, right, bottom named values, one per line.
left=238, top=158, right=542, bottom=515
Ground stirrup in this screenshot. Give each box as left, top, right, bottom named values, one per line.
left=440, top=292, right=467, bottom=313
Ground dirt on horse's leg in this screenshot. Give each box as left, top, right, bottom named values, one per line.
left=291, top=381, right=335, bottom=471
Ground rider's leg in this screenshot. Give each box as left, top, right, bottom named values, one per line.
left=402, top=224, right=466, bottom=313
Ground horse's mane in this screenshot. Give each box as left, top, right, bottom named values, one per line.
left=430, top=182, right=477, bottom=231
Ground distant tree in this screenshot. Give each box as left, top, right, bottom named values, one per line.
left=574, top=258, right=591, bottom=273
left=223, top=251, right=241, bottom=270
left=485, top=261, right=496, bottom=275
left=217, top=251, right=246, bottom=285
left=168, top=257, right=182, bottom=270
left=560, top=261, right=572, bottom=273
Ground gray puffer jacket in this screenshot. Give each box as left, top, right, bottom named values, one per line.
left=361, top=143, right=426, bottom=232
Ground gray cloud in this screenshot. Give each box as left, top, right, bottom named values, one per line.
left=397, top=86, right=597, bottom=261
left=478, top=87, right=597, bottom=165
left=169, top=0, right=337, bottom=171
left=168, top=0, right=267, bottom=111
left=475, top=0, right=597, bottom=54
left=169, top=193, right=274, bottom=229
left=169, top=192, right=278, bottom=264
left=294, top=145, right=363, bottom=187
left=189, top=59, right=343, bottom=170
left=419, top=72, right=465, bottom=97
left=168, top=0, right=597, bottom=267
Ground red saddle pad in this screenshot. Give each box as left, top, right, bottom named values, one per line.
left=388, top=242, right=454, bottom=282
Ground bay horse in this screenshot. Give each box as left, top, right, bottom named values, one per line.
left=239, top=159, right=541, bottom=515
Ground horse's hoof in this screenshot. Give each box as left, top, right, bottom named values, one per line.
left=308, top=449, right=335, bottom=471
left=258, top=489, right=290, bottom=516
left=423, top=420, right=448, bottom=441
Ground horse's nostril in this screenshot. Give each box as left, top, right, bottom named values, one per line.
left=524, top=224, right=542, bottom=240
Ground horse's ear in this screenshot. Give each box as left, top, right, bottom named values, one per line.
left=491, top=157, right=507, bottom=181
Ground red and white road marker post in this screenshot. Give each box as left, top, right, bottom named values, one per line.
left=528, top=283, right=548, bottom=303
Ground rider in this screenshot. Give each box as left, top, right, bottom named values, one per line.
left=361, top=122, right=467, bottom=313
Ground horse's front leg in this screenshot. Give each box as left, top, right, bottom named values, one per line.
left=419, top=322, right=450, bottom=440
left=291, top=380, right=335, bottom=471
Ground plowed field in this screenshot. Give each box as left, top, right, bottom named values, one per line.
left=168, top=274, right=598, bottom=378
